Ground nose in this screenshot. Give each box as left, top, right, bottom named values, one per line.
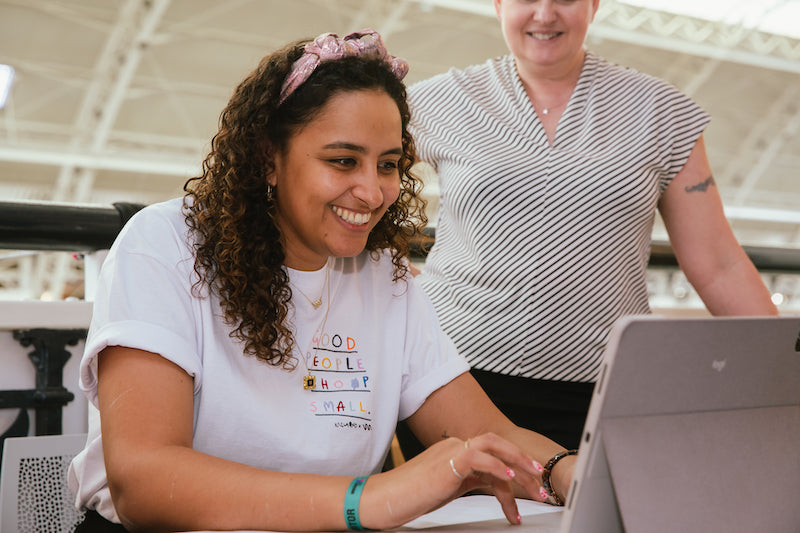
left=352, top=169, right=384, bottom=210
left=533, top=0, right=557, bottom=24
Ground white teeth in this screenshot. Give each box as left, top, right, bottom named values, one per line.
left=531, top=32, right=558, bottom=40
left=333, top=206, right=371, bottom=226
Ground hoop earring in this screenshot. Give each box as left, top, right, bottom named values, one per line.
left=266, top=184, right=275, bottom=201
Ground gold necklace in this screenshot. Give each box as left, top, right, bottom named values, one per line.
left=293, top=264, right=332, bottom=390
left=289, top=264, right=329, bottom=309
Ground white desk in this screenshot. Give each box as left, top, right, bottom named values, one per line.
left=189, top=496, right=563, bottom=533
left=398, top=496, right=562, bottom=532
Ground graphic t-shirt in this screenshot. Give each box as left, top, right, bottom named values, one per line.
left=68, top=198, right=469, bottom=522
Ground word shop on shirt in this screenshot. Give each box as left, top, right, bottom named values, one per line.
left=306, top=328, right=373, bottom=430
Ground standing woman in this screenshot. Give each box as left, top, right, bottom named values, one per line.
left=68, top=30, right=574, bottom=532
left=407, top=0, right=778, bottom=450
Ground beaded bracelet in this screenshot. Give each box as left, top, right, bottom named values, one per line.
left=344, top=476, right=369, bottom=530
left=541, top=449, right=578, bottom=506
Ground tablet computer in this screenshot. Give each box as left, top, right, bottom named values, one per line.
left=559, top=315, right=800, bottom=533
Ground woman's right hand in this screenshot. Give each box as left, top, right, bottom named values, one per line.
left=359, top=433, right=549, bottom=530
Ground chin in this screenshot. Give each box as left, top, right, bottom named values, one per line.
left=329, top=241, right=370, bottom=259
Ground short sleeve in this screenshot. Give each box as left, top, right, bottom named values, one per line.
left=649, top=82, right=710, bottom=193
left=408, top=77, right=445, bottom=171
left=79, top=203, right=204, bottom=406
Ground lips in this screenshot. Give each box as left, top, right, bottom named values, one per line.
left=528, top=31, right=560, bottom=40
left=333, top=205, right=371, bottom=226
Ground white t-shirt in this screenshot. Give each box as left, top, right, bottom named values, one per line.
left=68, top=198, right=469, bottom=523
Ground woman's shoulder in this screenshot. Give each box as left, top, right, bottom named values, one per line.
left=111, top=197, right=192, bottom=257
left=409, top=55, right=515, bottom=103
left=586, top=50, right=685, bottom=97
left=121, top=197, right=185, bottom=230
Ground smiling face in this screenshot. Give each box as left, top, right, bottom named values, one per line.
left=269, top=89, right=403, bottom=271
left=494, top=0, right=599, bottom=76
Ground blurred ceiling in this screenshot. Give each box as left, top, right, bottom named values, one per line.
left=0, top=0, right=799, bottom=301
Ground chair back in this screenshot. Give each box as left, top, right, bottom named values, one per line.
left=0, top=433, right=87, bottom=533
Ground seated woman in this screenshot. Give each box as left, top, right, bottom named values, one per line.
left=68, top=30, right=575, bottom=532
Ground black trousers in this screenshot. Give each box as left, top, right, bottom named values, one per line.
left=74, top=510, right=129, bottom=533
left=396, top=369, right=594, bottom=460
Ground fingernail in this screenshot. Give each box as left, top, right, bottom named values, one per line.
left=533, top=460, right=543, bottom=472
left=506, top=467, right=516, bottom=478
left=516, top=513, right=522, bottom=524
left=539, top=486, right=549, bottom=500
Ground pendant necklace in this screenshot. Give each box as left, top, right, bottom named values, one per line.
left=291, top=263, right=332, bottom=390
left=540, top=99, right=569, bottom=115
left=289, top=264, right=329, bottom=310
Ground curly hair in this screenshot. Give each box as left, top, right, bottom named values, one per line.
left=182, top=39, right=427, bottom=368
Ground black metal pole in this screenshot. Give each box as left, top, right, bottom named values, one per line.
left=0, top=200, right=145, bottom=251
left=0, top=200, right=798, bottom=271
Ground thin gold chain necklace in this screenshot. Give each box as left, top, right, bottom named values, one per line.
left=289, top=264, right=329, bottom=309
left=292, top=264, right=332, bottom=390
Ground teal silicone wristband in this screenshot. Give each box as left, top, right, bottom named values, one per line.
left=344, top=476, right=369, bottom=530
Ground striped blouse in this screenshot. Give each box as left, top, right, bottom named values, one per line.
left=409, top=51, right=710, bottom=383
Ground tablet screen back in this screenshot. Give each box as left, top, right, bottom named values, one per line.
left=560, top=316, right=800, bottom=533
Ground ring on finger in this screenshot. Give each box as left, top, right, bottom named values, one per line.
left=449, top=457, right=466, bottom=480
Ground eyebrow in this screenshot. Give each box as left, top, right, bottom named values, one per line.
left=322, top=142, right=403, bottom=156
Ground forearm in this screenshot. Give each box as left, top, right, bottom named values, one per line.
left=406, top=374, right=573, bottom=503
left=108, top=445, right=352, bottom=532
left=658, top=136, right=776, bottom=317
left=493, top=423, right=564, bottom=474
left=359, top=461, right=461, bottom=530
left=689, top=252, right=778, bottom=316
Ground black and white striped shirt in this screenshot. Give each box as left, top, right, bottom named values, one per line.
left=409, top=51, right=709, bottom=383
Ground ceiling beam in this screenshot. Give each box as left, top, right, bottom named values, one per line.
left=732, top=86, right=800, bottom=206
left=26, top=0, right=172, bottom=300
left=0, top=144, right=197, bottom=176
left=718, top=84, right=798, bottom=194
left=81, top=0, right=173, bottom=155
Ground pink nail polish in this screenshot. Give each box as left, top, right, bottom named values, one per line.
left=539, top=486, right=549, bottom=500
left=506, top=467, right=516, bottom=478
left=516, top=513, right=522, bottom=524
left=533, top=460, right=544, bottom=472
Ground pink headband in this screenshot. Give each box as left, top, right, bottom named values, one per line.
left=278, top=29, right=410, bottom=104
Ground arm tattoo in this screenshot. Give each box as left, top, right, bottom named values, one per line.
left=441, top=431, right=450, bottom=440
left=685, top=175, right=715, bottom=193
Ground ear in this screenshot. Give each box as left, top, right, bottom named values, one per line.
left=590, top=0, right=601, bottom=21
left=267, top=151, right=281, bottom=187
